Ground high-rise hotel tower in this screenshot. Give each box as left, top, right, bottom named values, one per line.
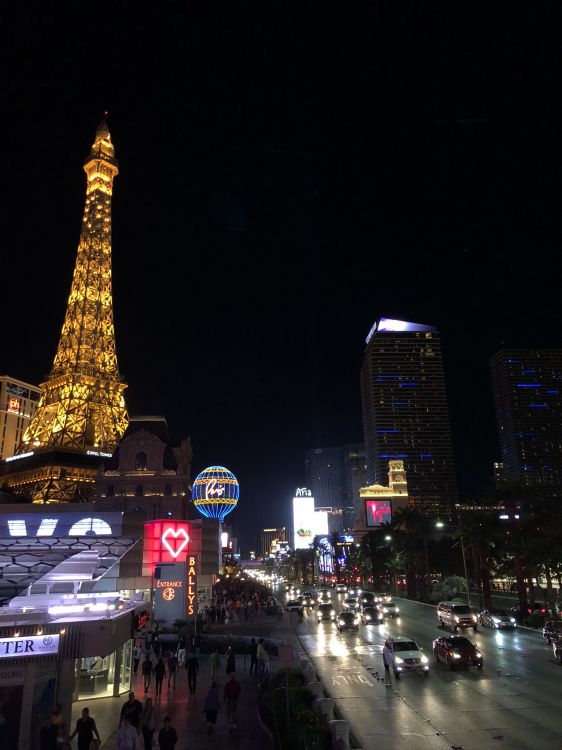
left=1, top=119, right=128, bottom=502
left=360, top=318, right=457, bottom=515
left=490, top=349, right=562, bottom=500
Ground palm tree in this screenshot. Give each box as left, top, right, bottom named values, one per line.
left=392, top=507, right=433, bottom=600
left=456, top=511, right=502, bottom=611
left=386, top=551, right=406, bottom=595
left=360, top=526, right=392, bottom=589
left=328, top=530, right=342, bottom=582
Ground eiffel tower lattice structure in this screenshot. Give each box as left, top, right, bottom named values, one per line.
left=3, top=118, right=128, bottom=503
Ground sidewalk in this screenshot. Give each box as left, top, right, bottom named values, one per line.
left=72, top=654, right=274, bottom=750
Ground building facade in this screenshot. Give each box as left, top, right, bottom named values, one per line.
left=96, top=416, right=192, bottom=519
left=360, top=318, right=457, bottom=516
left=354, top=460, right=409, bottom=539
left=260, top=527, right=286, bottom=558
left=304, top=443, right=366, bottom=526
left=0, top=376, right=42, bottom=460
left=490, top=349, right=562, bottom=497
left=0, top=119, right=128, bottom=503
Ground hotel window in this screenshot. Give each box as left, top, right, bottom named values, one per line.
left=165, top=484, right=172, bottom=496
left=107, top=485, right=114, bottom=496
left=135, top=485, right=144, bottom=496
left=135, top=452, right=147, bottom=471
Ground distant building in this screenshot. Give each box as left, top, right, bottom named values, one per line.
left=96, top=416, right=192, bottom=519
left=304, top=443, right=366, bottom=526
left=0, top=376, right=42, bottom=460
left=360, top=317, right=458, bottom=516
left=341, top=443, right=367, bottom=527
left=490, top=349, right=562, bottom=499
left=354, top=460, right=409, bottom=539
left=261, top=527, right=286, bottom=558
left=493, top=461, right=506, bottom=485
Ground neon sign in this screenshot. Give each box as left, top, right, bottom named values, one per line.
left=187, top=555, right=197, bottom=617
left=365, top=500, right=392, bottom=527
left=7, top=398, right=20, bottom=414
left=1, top=513, right=121, bottom=537
left=295, top=488, right=312, bottom=497
left=142, top=521, right=191, bottom=576
left=5, top=451, right=35, bottom=462
left=192, top=466, right=239, bottom=522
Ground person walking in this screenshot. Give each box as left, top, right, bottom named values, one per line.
left=40, top=716, right=57, bottom=750
left=140, top=698, right=155, bottom=750
left=157, top=717, right=177, bottom=750
left=116, top=718, right=138, bottom=750
left=133, top=644, right=142, bottom=675
left=249, top=638, right=258, bottom=675
left=142, top=656, right=153, bottom=694
left=225, top=646, right=235, bottom=675
left=177, top=640, right=186, bottom=667
left=167, top=652, right=178, bottom=689
left=202, top=682, right=220, bottom=733
left=209, top=648, right=220, bottom=680
left=120, top=693, right=142, bottom=733
left=69, top=707, right=100, bottom=750
left=154, top=657, right=166, bottom=697
left=223, top=673, right=241, bottom=733
left=256, top=639, right=269, bottom=676
left=186, top=652, right=199, bottom=694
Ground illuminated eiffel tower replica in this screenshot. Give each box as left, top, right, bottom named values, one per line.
left=1, top=118, right=128, bottom=503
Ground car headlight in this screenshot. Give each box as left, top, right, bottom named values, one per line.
left=510, top=618, right=516, bottom=623
left=365, top=615, right=371, bottom=621
left=452, top=652, right=462, bottom=659
left=475, top=651, right=482, bottom=659
left=383, top=607, right=389, bottom=613
left=338, top=620, right=344, bottom=626
left=394, top=656, right=403, bottom=664
left=355, top=617, right=359, bottom=623
left=454, top=616, right=460, bottom=623
left=395, top=607, right=399, bottom=613
left=472, top=615, right=477, bottom=622
left=421, top=654, right=429, bottom=664
left=331, top=610, right=335, bottom=615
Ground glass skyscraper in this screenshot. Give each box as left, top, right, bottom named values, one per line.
left=360, top=318, right=458, bottom=515
left=490, top=349, right=562, bottom=495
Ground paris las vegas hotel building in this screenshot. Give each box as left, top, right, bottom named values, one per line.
left=0, top=120, right=220, bottom=749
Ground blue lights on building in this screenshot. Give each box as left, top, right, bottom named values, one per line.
left=192, top=465, right=240, bottom=522
left=420, top=453, right=433, bottom=459
left=399, top=383, right=419, bottom=387
left=377, top=429, right=400, bottom=433
left=378, top=453, right=408, bottom=458
left=529, top=404, right=548, bottom=408
left=516, top=384, right=541, bottom=388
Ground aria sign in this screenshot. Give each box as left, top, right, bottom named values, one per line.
left=0, top=634, right=60, bottom=659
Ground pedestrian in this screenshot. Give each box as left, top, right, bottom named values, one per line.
left=225, top=646, right=235, bottom=674
left=186, top=652, right=199, bottom=694
left=209, top=648, right=220, bottom=680
left=140, top=698, right=155, bottom=750
left=120, top=692, right=142, bottom=733
left=157, top=716, right=177, bottom=750
left=116, top=718, right=138, bottom=750
left=69, top=707, right=100, bottom=750
left=249, top=638, right=258, bottom=675
left=55, top=724, right=71, bottom=750
left=167, top=652, right=178, bottom=689
left=133, top=644, right=142, bottom=675
left=256, top=639, right=269, bottom=676
left=40, top=716, right=58, bottom=750
left=177, top=640, right=186, bottom=667
left=154, top=657, right=166, bottom=697
left=202, top=682, right=220, bottom=733
left=223, top=672, right=241, bottom=733
left=142, top=655, right=153, bottom=694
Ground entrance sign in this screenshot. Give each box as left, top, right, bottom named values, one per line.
left=154, top=563, right=186, bottom=625
left=0, top=635, right=59, bottom=658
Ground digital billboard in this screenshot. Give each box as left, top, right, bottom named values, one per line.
left=365, top=500, right=392, bottom=527
left=143, top=520, right=190, bottom=576
left=292, top=496, right=329, bottom=549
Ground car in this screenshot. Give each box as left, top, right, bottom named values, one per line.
left=478, top=610, right=517, bottom=629
left=286, top=599, right=302, bottom=613
left=360, top=592, right=376, bottom=607
left=348, top=587, right=362, bottom=597
left=433, top=635, right=483, bottom=670
left=437, top=601, right=478, bottom=632
left=343, top=597, right=359, bottom=611
left=317, top=602, right=336, bottom=622
left=337, top=611, right=359, bottom=632
left=335, top=583, right=348, bottom=594
left=511, top=605, right=547, bottom=625
left=382, top=637, right=429, bottom=678
left=318, top=588, right=332, bottom=600
left=378, top=600, right=400, bottom=618
left=302, top=593, right=315, bottom=608
left=361, top=606, right=383, bottom=624
left=372, top=592, right=391, bottom=603
left=543, top=619, right=562, bottom=644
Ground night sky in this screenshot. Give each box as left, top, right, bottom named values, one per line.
left=3, top=3, right=562, bottom=551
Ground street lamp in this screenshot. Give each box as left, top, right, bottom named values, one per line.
left=435, top=519, right=471, bottom=608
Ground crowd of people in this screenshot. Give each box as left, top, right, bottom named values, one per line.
left=201, top=578, right=279, bottom=624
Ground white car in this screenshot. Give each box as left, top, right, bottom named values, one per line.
left=335, top=584, right=348, bottom=594
left=378, top=600, right=400, bottom=618
left=343, top=597, right=359, bottom=611
left=286, top=599, right=302, bottom=613
left=382, top=637, right=429, bottom=678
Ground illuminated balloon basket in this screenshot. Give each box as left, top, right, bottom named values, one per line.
left=192, top=465, right=239, bottom=523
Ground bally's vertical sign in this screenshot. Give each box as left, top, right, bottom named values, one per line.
left=187, top=555, right=197, bottom=619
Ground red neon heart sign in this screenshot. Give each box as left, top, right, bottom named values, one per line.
left=161, top=527, right=189, bottom=559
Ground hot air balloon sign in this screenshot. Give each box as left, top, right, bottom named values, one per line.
left=192, top=466, right=240, bottom=522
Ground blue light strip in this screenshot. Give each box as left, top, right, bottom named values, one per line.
left=516, top=384, right=541, bottom=388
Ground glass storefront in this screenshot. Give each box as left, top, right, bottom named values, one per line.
left=74, top=639, right=132, bottom=700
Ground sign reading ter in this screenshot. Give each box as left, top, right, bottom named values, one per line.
left=0, top=634, right=60, bottom=659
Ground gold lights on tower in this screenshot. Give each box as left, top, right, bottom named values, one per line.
left=14, top=117, right=128, bottom=500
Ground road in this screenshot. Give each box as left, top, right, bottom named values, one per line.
left=290, top=592, right=562, bottom=750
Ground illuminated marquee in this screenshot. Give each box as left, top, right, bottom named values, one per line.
left=143, top=521, right=191, bottom=576
left=187, top=555, right=197, bottom=618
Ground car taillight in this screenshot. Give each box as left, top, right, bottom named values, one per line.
left=527, top=608, right=532, bottom=614
left=540, top=608, right=546, bottom=614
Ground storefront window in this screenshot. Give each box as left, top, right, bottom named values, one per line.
left=77, top=653, right=115, bottom=699
left=119, top=639, right=132, bottom=692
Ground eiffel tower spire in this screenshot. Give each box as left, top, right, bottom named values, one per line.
left=10, top=118, right=128, bottom=500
